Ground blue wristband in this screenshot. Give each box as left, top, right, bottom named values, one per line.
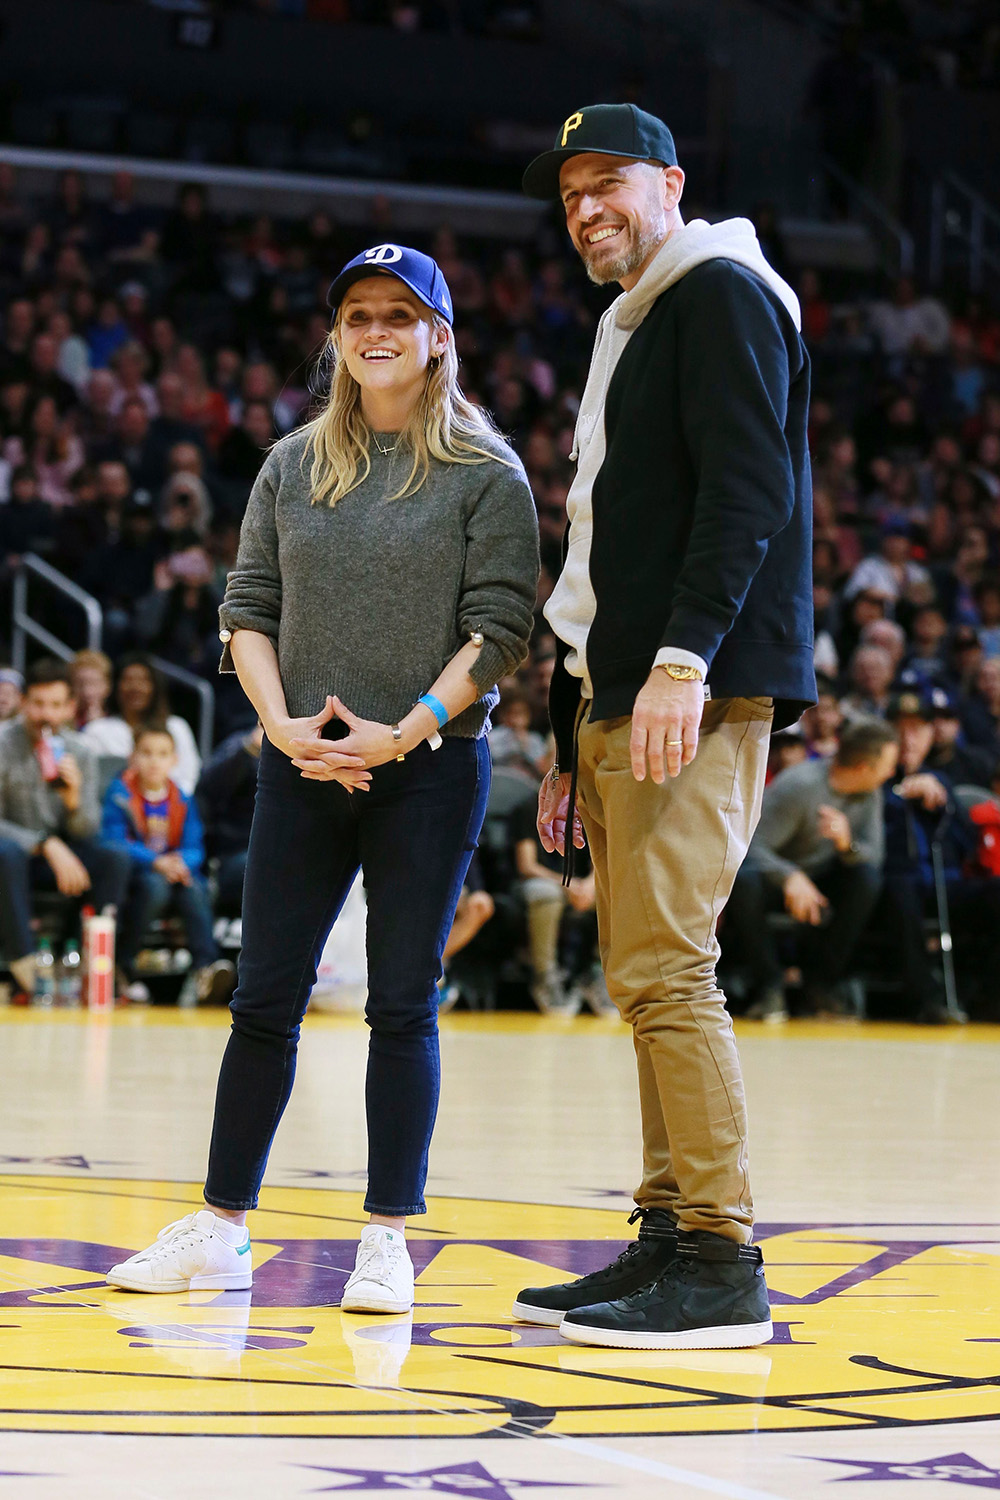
left=418, top=693, right=449, bottom=729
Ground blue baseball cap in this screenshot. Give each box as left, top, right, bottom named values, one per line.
left=327, top=243, right=453, bottom=325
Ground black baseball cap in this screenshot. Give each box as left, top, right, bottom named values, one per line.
left=887, top=690, right=936, bottom=723
left=522, top=103, right=678, bottom=200
left=327, top=243, right=453, bottom=325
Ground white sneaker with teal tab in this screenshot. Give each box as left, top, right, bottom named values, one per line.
left=106, top=1210, right=252, bottom=1292
left=341, top=1225, right=414, bottom=1314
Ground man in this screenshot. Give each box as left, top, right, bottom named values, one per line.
left=0, top=659, right=130, bottom=996
left=724, top=719, right=898, bottom=1021
left=879, top=689, right=1000, bottom=1023
left=925, top=685, right=995, bottom=787
left=513, top=104, right=814, bottom=1349
left=839, top=643, right=895, bottom=721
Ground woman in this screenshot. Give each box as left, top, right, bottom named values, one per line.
left=81, top=651, right=202, bottom=794
left=106, top=244, right=538, bottom=1312
left=1, top=394, right=84, bottom=507
left=69, top=648, right=114, bottom=728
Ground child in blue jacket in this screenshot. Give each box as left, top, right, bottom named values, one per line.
left=101, top=724, right=235, bottom=1005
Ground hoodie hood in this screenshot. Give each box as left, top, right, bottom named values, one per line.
left=569, top=216, right=800, bottom=463
left=615, top=216, right=800, bottom=332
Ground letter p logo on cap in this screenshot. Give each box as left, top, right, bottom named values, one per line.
left=560, top=112, right=584, bottom=147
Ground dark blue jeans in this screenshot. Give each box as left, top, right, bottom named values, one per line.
left=204, top=732, right=490, bottom=1217
left=117, top=863, right=218, bottom=972
left=0, top=836, right=131, bottom=960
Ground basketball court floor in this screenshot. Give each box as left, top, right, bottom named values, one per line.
left=0, top=1006, right=997, bottom=1498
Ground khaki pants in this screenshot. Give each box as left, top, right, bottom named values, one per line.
left=576, top=696, right=773, bottom=1244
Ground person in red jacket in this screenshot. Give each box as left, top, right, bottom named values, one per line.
left=101, top=724, right=234, bottom=1005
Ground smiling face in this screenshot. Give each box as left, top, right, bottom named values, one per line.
left=337, top=275, right=448, bottom=409
left=558, top=153, right=684, bottom=291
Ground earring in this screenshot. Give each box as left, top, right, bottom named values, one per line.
left=429, top=355, right=441, bottom=370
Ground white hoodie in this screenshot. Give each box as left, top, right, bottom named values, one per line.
left=543, top=217, right=801, bottom=697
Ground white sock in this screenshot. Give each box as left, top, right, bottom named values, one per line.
left=363, top=1223, right=405, bottom=1244
left=206, top=1213, right=248, bottom=1245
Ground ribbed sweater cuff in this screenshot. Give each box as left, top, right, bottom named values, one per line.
left=468, top=638, right=510, bottom=693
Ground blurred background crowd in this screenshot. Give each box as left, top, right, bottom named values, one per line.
left=1, top=0, right=1000, bottom=1020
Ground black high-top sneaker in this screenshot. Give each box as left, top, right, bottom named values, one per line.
left=559, top=1229, right=772, bottom=1349
left=512, top=1208, right=678, bottom=1327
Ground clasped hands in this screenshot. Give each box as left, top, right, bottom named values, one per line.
left=270, top=695, right=406, bottom=792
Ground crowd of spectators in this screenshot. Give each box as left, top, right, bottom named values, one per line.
left=2, top=161, right=1000, bottom=1017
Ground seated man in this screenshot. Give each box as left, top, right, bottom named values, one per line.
left=725, top=719, right=899, bottom=1020
left=0, top=658, right=130, bottom=996
left=880, top=689, right=1000, bottom=1022
left=101, top=724, right=235, bottom=1006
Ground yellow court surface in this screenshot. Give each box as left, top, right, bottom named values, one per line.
left=0, top=1007, right=998, bottom=1498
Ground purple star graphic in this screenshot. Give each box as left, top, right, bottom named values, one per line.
left=297, top=1460, right=589, bottom=1497
left=811, top=1453, right=1000, bottom=1489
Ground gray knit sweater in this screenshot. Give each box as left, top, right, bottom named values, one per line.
left=218, top=427, right=539, bottom=737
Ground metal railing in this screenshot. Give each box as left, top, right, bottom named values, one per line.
left=929, top=172, right=1000, bottom=292
left=11, top=554, right=103, bottom=672
left=150, top=657, right=215, bottom=765
left=12, top=555, right=214, bottom=760
left=820, top=157, right=915, bottom=278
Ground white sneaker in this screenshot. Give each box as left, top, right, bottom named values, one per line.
left=340, top=1225, right=414, bottom=1314
left=106, top=1210, right=252, bottom=1293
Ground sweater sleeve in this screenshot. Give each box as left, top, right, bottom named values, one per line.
left=64, top=742, right=100, bottom=842
left=662, top=265, right=798, bottom=668
left=747, top=770, right=808, bottom=884
left=842, top=791, right=884, bottom=868
left=458, top=460, right=540, bottom=694
left=218, top=450, right=283, bottom=674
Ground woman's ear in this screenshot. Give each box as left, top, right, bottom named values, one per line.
left=431, top=322, right=450, bottom=360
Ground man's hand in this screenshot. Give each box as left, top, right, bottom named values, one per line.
left=41, top=836, right=91, bottom=897
left=55, top=753, right=83, bottom=813
left=817, top=803, right=852, bottom=853
left=630, top=669, right=704, bottom=783
left=537, top=771, right=585, bottom=858
left=783, top=869, right=828, bottom=925
left=897, top=773, right=948, bottom=811
left=153, top=852, right=192, bottom=886
left=567, top=873, right=596, bottom=912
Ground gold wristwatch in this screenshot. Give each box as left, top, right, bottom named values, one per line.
left=657, top=663, right=704, bottom=682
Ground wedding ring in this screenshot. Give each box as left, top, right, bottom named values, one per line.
left=666, top=739, right=684, bottom=746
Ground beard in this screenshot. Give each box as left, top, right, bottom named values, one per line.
left=580, top=206, right=669, bottom=286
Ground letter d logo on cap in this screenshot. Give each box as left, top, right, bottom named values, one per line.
left=364, top=243, right=403, bottom=264
left=560, top=112, right=584, bottom=147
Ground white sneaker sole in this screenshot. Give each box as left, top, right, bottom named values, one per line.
left=341, top=1287, right=413, bottom=1315
left=559, top=1317, right=773, bottom=1350
left=106, top=1268, right=252, bottom=1293
left=511, top=1299, right=565, bottom=1327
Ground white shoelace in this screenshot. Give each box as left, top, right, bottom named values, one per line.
left=139, top=1213, right=208, bottom=1264
left=349, top=1234, right=403, bottom=1286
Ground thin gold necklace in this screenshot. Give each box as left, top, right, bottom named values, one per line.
left=372, top=433, right=399, bottom=456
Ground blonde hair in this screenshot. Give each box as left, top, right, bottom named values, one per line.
left=71, top=648, right=113, bottom=685
left=299, top=304, right=513, bottom=506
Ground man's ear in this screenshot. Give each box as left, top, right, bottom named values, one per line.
left=663, top=165, right=685, bottom=213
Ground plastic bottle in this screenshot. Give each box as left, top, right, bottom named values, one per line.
left=58, top=940, right=82, bottom=1008
left=33, top=937, right=56, bottom=1008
